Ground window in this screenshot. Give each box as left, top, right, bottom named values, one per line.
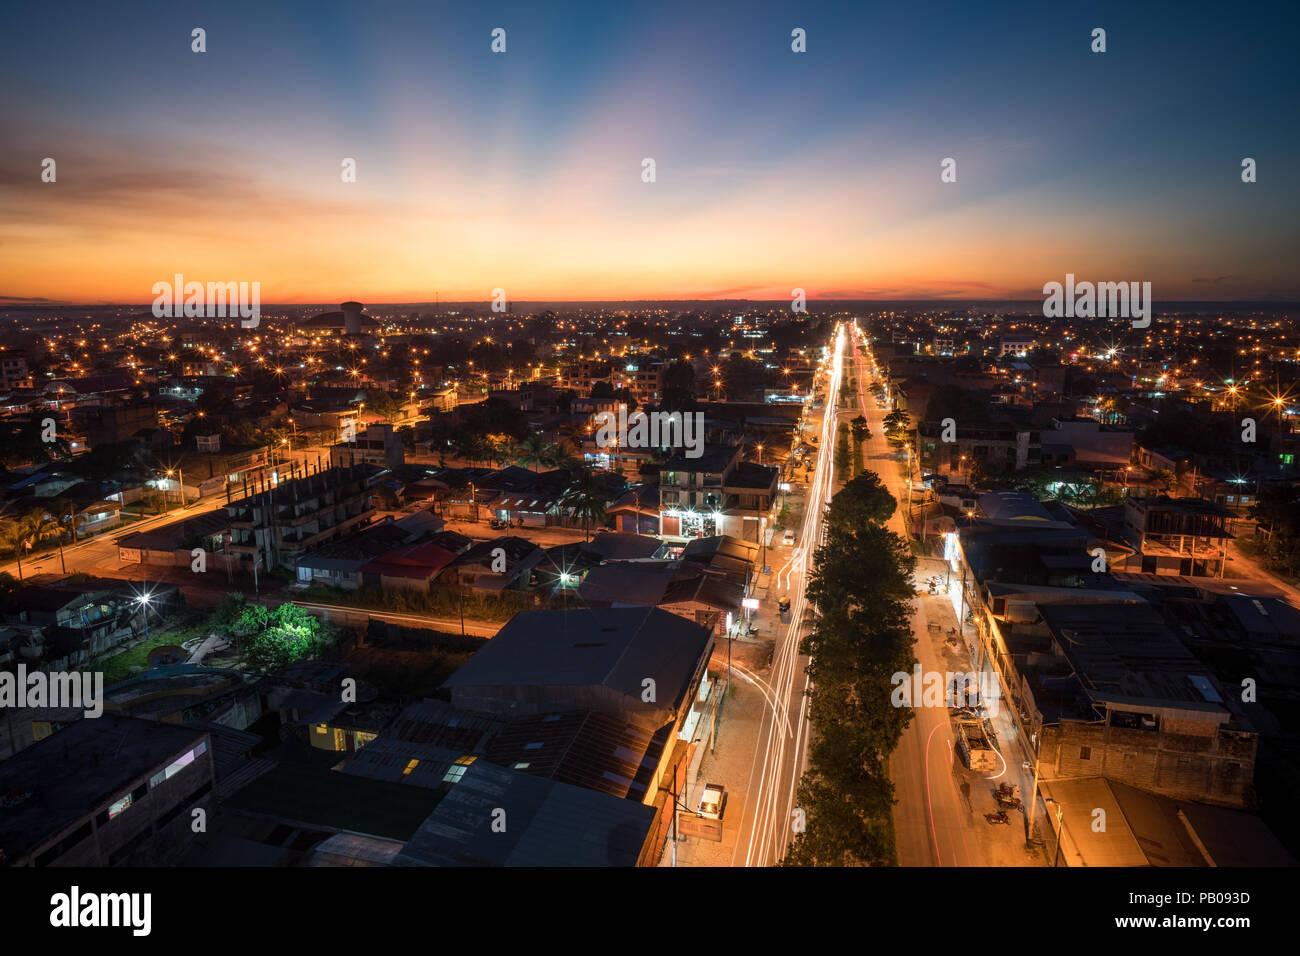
left=1079, top=746, right=1092, bottom=760
left=150, top=740, right=208, bottom=789
left=107, top=793, right=133, bottom=820
left=402, top=759, right=419, bottom=776
left=34, top=821, right=94, bottom=867
left=442, top=755, right=476, bottom=784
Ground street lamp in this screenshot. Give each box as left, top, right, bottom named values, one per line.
left=137, top=592, right=152, bottom=639
left=167, top=468, right=187, bottom=509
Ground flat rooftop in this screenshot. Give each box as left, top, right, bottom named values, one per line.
left=1039, top=602, right=1229, bottom=716
left=0, top=715, right=206, bottom=863
left=394, top=760, right=655, bottom=867
left=441, top=607, right=710, bottom=716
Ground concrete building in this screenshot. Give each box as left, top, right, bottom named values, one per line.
left=440, top=606, right=716, bottom=861
left=1120, top=496, right=1235, bottom=577
left=329, top=422, right=405, bottom=470
left=917, top=418, right=1041, bottom=479
left=0, top=350, right=31, bottom=390
left=441, top=607, right=713, bottom=735
left=1032, top=602, right=1257, bottom=809
left=224, top=464, right=383, bottom=573
left=1040, top=417, right=1135, bottom=468
left=117, top=510, right=235, bottom=570
left=658, top=445, right=778, bottom=546
left=394, top=759, right=658, bottom=867
left=0, top=716, right=214, bottom=866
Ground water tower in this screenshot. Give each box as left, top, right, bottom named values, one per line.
left=341, top=300, right=363, bottom=335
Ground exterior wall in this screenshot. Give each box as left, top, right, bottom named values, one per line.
left=301, top=565, right=364, bottom=590
left=1052, top=421, right=1134, bottom=465
left=1041, top=720, right=1255, bottom=808
left=118, top=545, right=240, bottom=571
left=21, top=736, right=214, bottom=866
left=919, top=427, right=1040, bottom=474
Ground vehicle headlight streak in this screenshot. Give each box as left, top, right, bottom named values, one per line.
left=741, top=324, right=844, bottom=866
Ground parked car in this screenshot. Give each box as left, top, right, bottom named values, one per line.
left=778, top=596, right=791, bottom=614
left=698, top=783, right=726, bottom=820
left=782, top=529, right=796, bottom=545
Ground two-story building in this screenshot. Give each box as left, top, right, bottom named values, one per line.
left=658, top=445, right=778, bottom=546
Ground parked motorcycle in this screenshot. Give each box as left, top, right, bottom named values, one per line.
left=986, top=811, right=1011, bottom=825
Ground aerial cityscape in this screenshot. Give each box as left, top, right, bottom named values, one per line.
left=0, top=0, right=1294, bottom=937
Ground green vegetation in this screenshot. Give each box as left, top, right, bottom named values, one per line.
left=882, top=409, right=911, bottom=446
left=849, top=415, right=870, bottom=444
left=218, top=598, right=342, bottom=674
left=298, top=583, right=537, bottom=622
left=785, top=469, right=917, bottom=866
left=1251, top=487, right=1300, bottom=577
left=849, top=415, right=869, bottom=476
left=834, top=421, right=851, bottom=476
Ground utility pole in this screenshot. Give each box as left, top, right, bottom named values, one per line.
left=1051, top=800, right=1065, bottom=867
left=670, top=769, right=679, bottom=867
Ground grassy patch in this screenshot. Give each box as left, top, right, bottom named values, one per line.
left=98, top=620, right=210, bottom=685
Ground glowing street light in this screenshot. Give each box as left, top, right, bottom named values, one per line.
left=137, top=592, right=153, bottom=639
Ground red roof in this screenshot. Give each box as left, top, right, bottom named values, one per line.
left=361, top=540, right=459, bottom=579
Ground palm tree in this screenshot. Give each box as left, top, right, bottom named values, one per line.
left=568, top=467, right=608, bottom=542
left=548, top=439, right=580, bottom=473
left=26, top=507, right=58, bottom=546
left=0, top=515, right=38, bottom=582
left=515, top=433, right=549, bottom=472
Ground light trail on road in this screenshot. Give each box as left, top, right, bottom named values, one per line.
left=735, top=323, right=845, bottom=866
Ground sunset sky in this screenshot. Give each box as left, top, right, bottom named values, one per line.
left=1, top=0, right=1297, bottom=304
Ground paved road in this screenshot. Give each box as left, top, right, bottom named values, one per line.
left=849, top=326, right=995, bottom=866
left=1, top=494, right=227, bottom=581
left=731, top=323, right=845, bottom=866
left=288, top=598, right=501, bottom=639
